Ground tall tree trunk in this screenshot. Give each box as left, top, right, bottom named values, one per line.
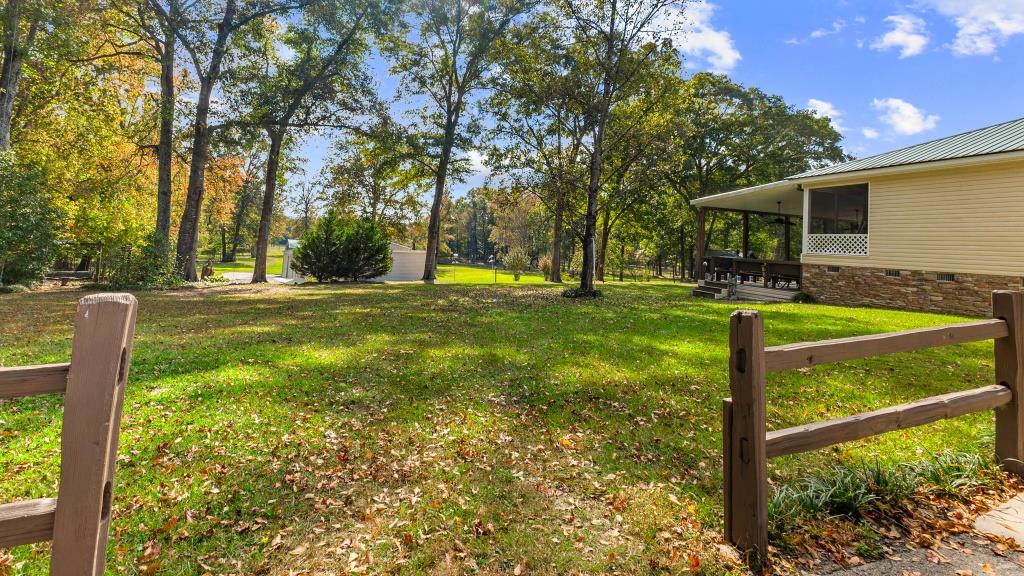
left=0, top=0, right=37, bottom=150
left=549, top=185, right=565, bottom=283
left=155, top=26, right=176, bottom=240
left=252, top=129, right=283, bottom=283
left=678, top=222, right=686, bottom=282
left=174, top=0, right=236, bottom=281
left=580, top=133, right=603, bottom=292
left=423, top=106, right=461, bottom=282
left=220, top=226, right=227, bottom=262
left=596, top=207, right=611, bottom=282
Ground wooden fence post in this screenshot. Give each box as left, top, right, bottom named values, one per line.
left=725, top=310, right=769, bottom=562
left=994, top=290, right=1024, bottom=476
left=50, top=294, right=138, bottom=575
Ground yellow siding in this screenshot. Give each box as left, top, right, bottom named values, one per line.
left=802, top=160, right=1024, bottom=276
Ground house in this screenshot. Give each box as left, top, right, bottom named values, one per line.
left=691, top=116, right=1024, bottom=316
left=282, top=241, right=427, bottom=282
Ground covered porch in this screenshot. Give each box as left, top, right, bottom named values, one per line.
left=690, top=180, right=804, bottom=300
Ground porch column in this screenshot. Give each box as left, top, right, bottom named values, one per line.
left=741, top=211, right=750, bottom=258
left=696, top=207, right=707, bottom=280
left=784, top=216, right=792, bottom=261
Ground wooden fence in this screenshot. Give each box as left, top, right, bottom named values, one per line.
left=0, top=294, right=138, bottom=574
left=723, top=290, right=1024, bottom=562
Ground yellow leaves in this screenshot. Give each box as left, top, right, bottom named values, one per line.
left=289, top=543, right=309, bottom=556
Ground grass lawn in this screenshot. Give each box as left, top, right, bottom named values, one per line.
left=210, top=245, right=285, bottom=277
left=435, top=263, right=548, bottom=284
left=0, top=284, right=998, bottom=574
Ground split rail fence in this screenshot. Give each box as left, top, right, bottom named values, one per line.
left=723, top=290, right=1024, bottom=563
left=0, top=293, right=138, bottom=574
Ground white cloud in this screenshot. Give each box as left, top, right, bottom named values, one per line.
left=677, top=2, right=741, bottom=73
left=921, top=0, right=1024, bottom=56
left=871, top=14, right=929, bottom=58
left=786, top=18, right=847, bottom=45
left=811, top=19, right=846, bottom=39
left=807, top=99, right=846, bottom=133
left=466, top=150, right=490, bottom=176
left=871, top=98, right=940, bottom=135
left=862, top=127, right=880, bottom=139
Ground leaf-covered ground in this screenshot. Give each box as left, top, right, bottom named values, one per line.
left=0, top=283, right=1001, bottom=574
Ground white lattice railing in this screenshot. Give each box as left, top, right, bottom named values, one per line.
left=805, top=234, right=869, bottom=256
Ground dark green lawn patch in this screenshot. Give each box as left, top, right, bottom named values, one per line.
left=0, top=283, right=1002, bottom=574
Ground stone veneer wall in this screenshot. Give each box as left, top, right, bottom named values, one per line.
left=802, top=264, right=1023, bottom=317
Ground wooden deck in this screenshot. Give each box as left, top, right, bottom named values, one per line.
left=693, top=280, right=798, bottom=303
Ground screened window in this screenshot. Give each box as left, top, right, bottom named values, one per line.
left=809, top=184, right=868, bottom=234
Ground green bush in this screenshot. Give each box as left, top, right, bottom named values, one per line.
left=292, top=209, right=346, bottom=282
left=108, top=233, right=182, bottom=289
left=0, top=284, right=30, bottom=294
left=0, top=152, right=63, bottom=286
left=504, top=246, right=529, bottom=281
left=292, top=210, right=391, bottom=282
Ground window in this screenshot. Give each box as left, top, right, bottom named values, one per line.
left=885, top=269, right=901, bottom=278
left=827, top=265, right=841, bottom=273
left=937, top=272, right=956, bottom=282
left=809, top=184, right=868, bottom=234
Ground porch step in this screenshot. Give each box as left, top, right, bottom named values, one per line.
left=734, top=285, right=797, bottom=303
left=692, top=288, right=725, bottom=299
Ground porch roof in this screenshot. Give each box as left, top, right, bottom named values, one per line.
left=690, top=180, right=803, bottom=216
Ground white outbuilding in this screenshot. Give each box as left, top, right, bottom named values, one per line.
left=282, top=240, right=427, bottom=282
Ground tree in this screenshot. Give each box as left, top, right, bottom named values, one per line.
left=559, top=0, right=682, bottom=294
left=228, top=0, right=388, bottom=283
left=485, top=15, right=589, bottom=283
left=386, top=0, right=534, bottom=282
left=0, top=152, right=63, bottom=285
left=0, top=0, right=41, bottom=150
left=322, top=121, right=426, bottom=238
left=151, top=0, right=308, bottom=281
left=661, top=73, right=847, bottom=269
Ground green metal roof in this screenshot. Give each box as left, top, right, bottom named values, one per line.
left=792, top=116, right=1024, bottom=179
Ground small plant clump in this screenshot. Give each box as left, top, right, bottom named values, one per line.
left=539, top=255, right=552, bottom=281
left=562, top=287, right=602, bottom=299
left=504, top=246, right=529, bottom=281
left=768, top=451, right=1012, bottom=567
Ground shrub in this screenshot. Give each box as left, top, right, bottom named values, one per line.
left=562, top=287, right=602, bottom=299
left=108, top=233, right=181, bottom=289
left=337, top=219, right=391, bottom=281
left=504, top=246, right=529, bottom=281
left=792, top=291, right=816, bottom=303
left=0, top=152, right=63, bottom=286
left=539, top=256, right=552, bottom=281
left=0, top=284, right=30, bottom=294
left=292, top=209, right=346, bottom=282
left=292, top=212, right=392, bottom=282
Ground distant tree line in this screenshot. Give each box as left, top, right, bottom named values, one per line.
left=0, top=0, right=846, bottom=291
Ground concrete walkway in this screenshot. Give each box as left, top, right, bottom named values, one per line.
left=817, top=533, right=1024, bottom=575
left=811, top=496, right=1024, bottom=575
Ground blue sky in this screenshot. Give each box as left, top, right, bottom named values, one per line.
left=296, top=0, right=1024, bottom=199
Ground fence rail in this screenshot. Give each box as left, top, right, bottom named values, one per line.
left=723, top=290, right=1024, bottom=565
left=0, top=294, right=137, bottom=575
left=0, top=363, right=71, bottom=399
